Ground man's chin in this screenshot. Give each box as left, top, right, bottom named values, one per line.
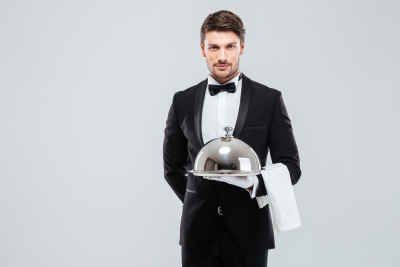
left=213, top=68, right=232, bottom=79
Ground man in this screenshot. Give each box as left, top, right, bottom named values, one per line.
left=163, top=10, right=301, bottom=267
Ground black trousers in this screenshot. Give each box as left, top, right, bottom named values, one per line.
left=181, top=207, right=268, bottom=267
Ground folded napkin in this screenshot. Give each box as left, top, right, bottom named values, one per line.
left=259, top=163, right=301, bottom=233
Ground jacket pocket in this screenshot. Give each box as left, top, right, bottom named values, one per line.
left=246, top=125, right=267, bottom=129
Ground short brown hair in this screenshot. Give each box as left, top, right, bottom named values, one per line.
left=200, top=10, right=246, bottom=46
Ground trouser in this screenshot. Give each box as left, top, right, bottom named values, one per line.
left=181, top=206, right=269, bottom=267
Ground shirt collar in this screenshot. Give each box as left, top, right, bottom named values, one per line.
left=207, top=69, right=243, bottom=88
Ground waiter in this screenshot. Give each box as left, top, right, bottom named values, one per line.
left=163, top=10, right=301, bottom=267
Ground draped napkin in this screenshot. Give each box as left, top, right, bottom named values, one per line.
left=258, top=163, right=301, bottom=233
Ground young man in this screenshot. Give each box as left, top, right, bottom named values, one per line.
left=163, top=10, right=301, bottom=267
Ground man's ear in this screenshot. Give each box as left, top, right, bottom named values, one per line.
left=239, top=41, right=245, bottom=56
left=200, top=41, right=206, bottom=57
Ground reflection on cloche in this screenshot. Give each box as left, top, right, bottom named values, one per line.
left=188, top=127, right=261, bottom=176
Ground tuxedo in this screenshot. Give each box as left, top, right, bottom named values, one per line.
left=163, top=73, right=301, bottom=252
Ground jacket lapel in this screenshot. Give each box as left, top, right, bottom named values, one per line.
left=194, top=78, right=208, bottom=149
left=232, top=73, right=251, bottom=138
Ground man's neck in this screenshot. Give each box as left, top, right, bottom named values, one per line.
left=210, top=69, right=240, bottom=84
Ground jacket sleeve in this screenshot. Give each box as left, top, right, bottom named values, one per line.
left=163, top=93, right=189, bottom=203
left=255, top=173, right=267, bottom=197
left=268, top=91, right=301, bottom=185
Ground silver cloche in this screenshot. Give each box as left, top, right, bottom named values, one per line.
left=189, top=127, right=261, bottom=176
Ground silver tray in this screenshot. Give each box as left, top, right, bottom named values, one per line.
left=189, top=170, right=261, bottom=177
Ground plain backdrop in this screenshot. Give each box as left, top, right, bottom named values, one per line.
left=1, top=0, right=399, bottom=266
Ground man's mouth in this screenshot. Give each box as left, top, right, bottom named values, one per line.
left=215, top=64, right=229, bottom=70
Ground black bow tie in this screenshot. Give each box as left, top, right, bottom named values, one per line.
left=208, top=73, right=243, bottom=96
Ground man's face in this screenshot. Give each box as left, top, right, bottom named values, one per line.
left=200, top=31, right=244, bottom=81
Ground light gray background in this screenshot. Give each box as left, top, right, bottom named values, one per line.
left=1, top=0, right=399, bottom=266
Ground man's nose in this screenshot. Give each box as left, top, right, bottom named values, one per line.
left=218, top=49, right=227, bottom=62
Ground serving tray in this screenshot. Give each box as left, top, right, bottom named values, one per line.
left=188, top=170, right=261, bottom=177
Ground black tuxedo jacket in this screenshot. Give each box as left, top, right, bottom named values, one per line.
left=163, top=73, right=301, bottom=251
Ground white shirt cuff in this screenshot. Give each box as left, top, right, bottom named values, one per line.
left=245, top=175, right=259, bottom=198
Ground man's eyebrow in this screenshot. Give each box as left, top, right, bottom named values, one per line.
left=208, top=42, right=237, bottom=47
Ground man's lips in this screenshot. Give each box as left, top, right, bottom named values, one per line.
left=215, top=65, right=229, bottom=70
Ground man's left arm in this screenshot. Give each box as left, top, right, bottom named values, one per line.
left=244, top=90, right=301, bottom=198
left=267, top=91, right=301, bottom=186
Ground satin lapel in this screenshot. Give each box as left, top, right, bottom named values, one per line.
left=233, top=74, right=252, bottom=138
left=194, top=78, right=208, bottom=149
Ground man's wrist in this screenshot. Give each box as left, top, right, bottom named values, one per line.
left=246, top=176, right=259, bottom=198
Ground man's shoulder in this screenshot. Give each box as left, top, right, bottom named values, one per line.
left=247, top=76, right=282, bottom=98
left=249, top=77, right=280, bottom=93
left=173, top=78, right=207, bottom=103
left=174, top=84, right=198, bottom=97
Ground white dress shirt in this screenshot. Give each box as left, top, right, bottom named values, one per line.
left=201, top=69, right=259, bottom=198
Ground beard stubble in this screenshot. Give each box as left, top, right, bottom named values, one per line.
left=206, top=57, right=240, bottom=80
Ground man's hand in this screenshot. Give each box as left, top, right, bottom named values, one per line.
left=203, top=176, right=254, bottom=189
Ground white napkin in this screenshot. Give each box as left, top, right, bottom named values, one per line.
left=259, top=163, right=301, bottom=233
